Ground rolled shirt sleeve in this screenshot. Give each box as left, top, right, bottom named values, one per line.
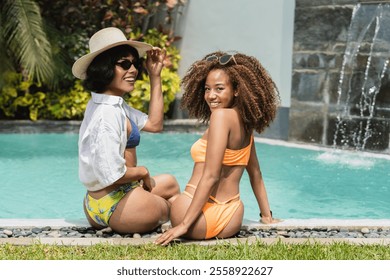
left=123, top=102, right=148, bottom=130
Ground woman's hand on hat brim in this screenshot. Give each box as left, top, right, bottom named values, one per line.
left=145, top=47, right=166, bottom=77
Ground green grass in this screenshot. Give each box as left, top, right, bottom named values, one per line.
left=1, top=240, right=389, bottom=260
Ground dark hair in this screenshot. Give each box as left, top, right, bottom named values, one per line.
left=180, top=51, right=280, bottom=134
left=83, top=45, right=141, bottom=92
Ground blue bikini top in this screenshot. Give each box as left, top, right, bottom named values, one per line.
left=126, top=118, right=141, bottom=148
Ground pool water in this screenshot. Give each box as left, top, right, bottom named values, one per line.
left=0, top=133, right=389, bottom=221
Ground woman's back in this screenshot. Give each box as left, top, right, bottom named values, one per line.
left=189, top=108, right=252, bottom=200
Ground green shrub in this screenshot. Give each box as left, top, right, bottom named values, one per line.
left=1, top=1, right=185, bottom=121
left=0, top=72, right=22, bottom=118
left=0, top=71, right=90, bottom=121
left=0, top=26, right=182, bottom=121
left=0, top=72, right=46, bottom=121
left=46, top=80, right=90, bottom=120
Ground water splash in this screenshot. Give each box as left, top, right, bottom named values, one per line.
left=317, top=150, right=375, bottom=169
left=333, top=3, right=390, bottom=151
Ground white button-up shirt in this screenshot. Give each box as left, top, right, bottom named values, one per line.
left=78, top=92, right=148, bottom=191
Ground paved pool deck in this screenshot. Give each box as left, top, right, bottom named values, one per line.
left=1, top=218, right=390, bottom=246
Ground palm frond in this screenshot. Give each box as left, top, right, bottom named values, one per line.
left=3, top=0, right=54, bottom=84
left=0, top=10, right=15, bottom=87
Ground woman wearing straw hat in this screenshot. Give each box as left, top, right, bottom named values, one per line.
left=73, top=27, right=180, bottom=234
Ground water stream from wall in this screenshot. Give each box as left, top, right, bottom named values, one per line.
left=333, top=3, right=390, bottom=151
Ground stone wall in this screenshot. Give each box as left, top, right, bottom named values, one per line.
left=290, top=0, right=390, bottom=151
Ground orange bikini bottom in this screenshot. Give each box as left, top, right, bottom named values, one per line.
left=183, top=184, right=241, bottom=239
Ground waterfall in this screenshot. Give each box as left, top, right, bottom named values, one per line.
left=333, top=3, right=390, bottom=151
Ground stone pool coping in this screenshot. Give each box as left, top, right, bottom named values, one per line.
left=1, top=219, right=390, bottom=246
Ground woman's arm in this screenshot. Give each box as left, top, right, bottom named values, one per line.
left=246, top=143, right=279, bottom=224
left=142, top=48, right=166, bottom=132
left=114, top=165, right=155, bottom=191
left=155, top=110, right=230, bottom=245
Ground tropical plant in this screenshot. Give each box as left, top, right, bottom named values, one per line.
left=0, top=72, right=23, bottom=118
left=0, top=0, right=55, bottom=86
left=0, top=71, right=46, bottom=120
left=46, top=80, right=90, bottom=120
left=0, top=0, right=186, bottom=120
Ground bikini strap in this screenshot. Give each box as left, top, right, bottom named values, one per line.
left=183, top=184, right=197, bottom=199
left=182, top=191, right=194, bottom=199
left=186, top=184, right=197, bottom=190
left=209, top=193, right=240, bottom=204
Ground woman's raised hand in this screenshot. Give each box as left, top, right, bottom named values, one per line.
left=145, top=47, right=166, bottom=77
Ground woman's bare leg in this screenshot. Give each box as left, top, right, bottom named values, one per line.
left=151, top=174, right=180, bottom=203
left=169, top=188, right=207, bottom=240
left=109, top=187, right=170, bottom=234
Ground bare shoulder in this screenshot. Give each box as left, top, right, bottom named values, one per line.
left=209, top=109, right=240, bottom=132
left=210, top=108, right=238, bottom=120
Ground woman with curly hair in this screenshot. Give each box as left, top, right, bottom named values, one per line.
left=156, top=51, right=281, bottom=245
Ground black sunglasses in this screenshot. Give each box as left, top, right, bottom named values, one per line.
left=205, top=54, right=237, bottom=65
left=115, top=59, right=139, bottom=70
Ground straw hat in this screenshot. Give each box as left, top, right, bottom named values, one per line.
left=72, top=27, right=153, bottom=79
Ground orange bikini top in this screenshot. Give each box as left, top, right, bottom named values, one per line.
left=190, top=135, right=253, bottom=166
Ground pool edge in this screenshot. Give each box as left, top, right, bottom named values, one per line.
left=1, top=218, right=390, bottom=229
left=2, top=218, right=390, bottom=246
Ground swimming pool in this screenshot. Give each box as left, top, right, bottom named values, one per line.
left=0, top=132, right=389, bottom=221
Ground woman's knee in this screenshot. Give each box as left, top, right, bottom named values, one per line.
left=152, top=174, right=180, bottom=200
left=164, top=174, right=179, bottom=186
left=165, top=174, right=180, bottom=192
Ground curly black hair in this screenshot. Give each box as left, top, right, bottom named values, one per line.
left=180, top=51, right=280, bottom=134
left=83, top=45, right=142, bottom=93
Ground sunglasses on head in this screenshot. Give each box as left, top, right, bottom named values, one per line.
left=205, top=54, right=237, bottom=65
left=115, top=59, right=139, bottom=70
